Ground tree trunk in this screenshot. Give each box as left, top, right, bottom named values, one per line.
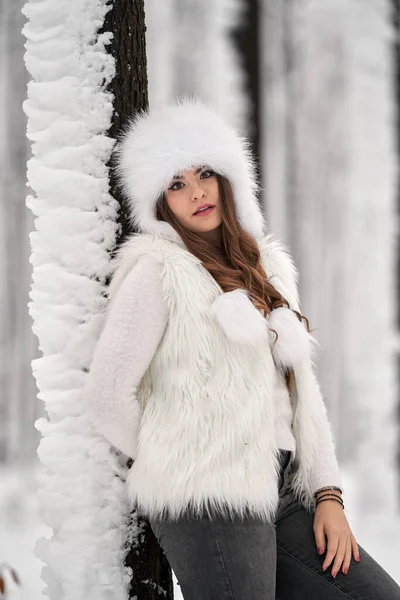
left=101, top=2, right=174, bottom=598
left=231, top=0, right=261, bottom=167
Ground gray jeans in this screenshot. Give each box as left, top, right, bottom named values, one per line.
left=148, top=450, right=400, bottom=599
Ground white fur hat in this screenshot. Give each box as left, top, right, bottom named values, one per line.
left=113, top=96, right=266, bottom=244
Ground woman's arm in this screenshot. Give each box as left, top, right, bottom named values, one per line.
left=83, top=254, right=169, bottom=459
left=264, top=235, right=342, bottom=494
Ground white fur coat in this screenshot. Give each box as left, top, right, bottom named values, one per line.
left=84, top=231, right=342, bottom=524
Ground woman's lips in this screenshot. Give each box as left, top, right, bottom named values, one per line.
left=194, top=206, right=215, bottom=217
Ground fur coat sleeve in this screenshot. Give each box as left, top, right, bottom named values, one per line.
left=265, top=237, right=342, bottom=495
left=83, top=255, right=169, bottom=459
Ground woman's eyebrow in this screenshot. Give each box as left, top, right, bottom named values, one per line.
left=172, top=166, right=206, bottom=180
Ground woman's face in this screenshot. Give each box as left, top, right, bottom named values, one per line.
left=165, top=166, right=222, bottom=234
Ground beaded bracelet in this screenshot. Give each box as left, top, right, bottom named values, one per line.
left=316, top=497, right=344, bottom=509
left=313, top=486, right=342, bottom=499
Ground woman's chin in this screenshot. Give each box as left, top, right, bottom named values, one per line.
left=191, top=219, right=222, bottom=234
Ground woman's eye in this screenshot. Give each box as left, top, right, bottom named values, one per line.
left=168, top=181, right=183, bottom=191
left=168, top=170, right=214, bottom=190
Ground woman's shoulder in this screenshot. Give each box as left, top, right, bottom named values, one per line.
left=110, top=232, right=184, bottom=274
left=258, top=233, right=298, bottom=281
left=111, top=232, right=165, bottom=266
left=257, top=233, right=300, bottom=311
left=107, top=237, right=166, bottom=308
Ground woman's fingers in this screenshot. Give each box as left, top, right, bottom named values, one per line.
left=330, top=534, right=347, bottom=577
left=313, top=520, right=326, bottom=555
left=322, top=533, right=339, bottom=571
left=342, top=537, right=352, bottom=574
left=351, top=533, right=360, bottom=562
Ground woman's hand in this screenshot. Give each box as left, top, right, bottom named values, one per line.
left=313, top=493, right=360, bottom=577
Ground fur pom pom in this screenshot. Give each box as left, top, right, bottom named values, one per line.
left=210, top=289, right=269, bottom=344
left=267, top=307, right=318, bottom=368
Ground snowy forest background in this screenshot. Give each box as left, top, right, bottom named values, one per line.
left=1, top=0, right=400, bottom=598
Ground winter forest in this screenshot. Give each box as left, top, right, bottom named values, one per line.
left=1, top=0, right=400, bottom=598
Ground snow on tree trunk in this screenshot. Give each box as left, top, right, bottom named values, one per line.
left=20, top=0, right=136, bottom=597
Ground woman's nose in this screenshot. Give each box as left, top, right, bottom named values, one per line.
left=191, top=184, right=206, bottom=201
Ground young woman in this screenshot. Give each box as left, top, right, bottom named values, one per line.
left=84, top=97, right=400, bottom=599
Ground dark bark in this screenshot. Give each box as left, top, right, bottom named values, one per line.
left=100, top=2, right=174, bottom=598
left=103, top=0, right=148, bottom=248
left=231, top=0, right=261, bottom=180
